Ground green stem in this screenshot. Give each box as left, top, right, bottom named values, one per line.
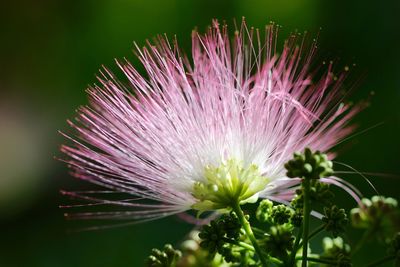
left=308, top=224, right=324, bottom=240
left=265, top=254, right=284, bottom=265
left=302, top=179, right=311, bottom=267
left=366, top=255, right=396, bottom=267
left=232, top=202, right=269, bottom=267
left=251, top=226, right=267, bottom=237
left=222, top=237, right=255, bottom=251
left=289, top=225, right=303, bottom=267
left=298, top=224, right=325, bottom=248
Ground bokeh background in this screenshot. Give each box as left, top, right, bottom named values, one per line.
left=1, top=0, right=399, bottom=266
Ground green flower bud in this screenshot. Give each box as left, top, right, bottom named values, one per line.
left=263, top=224, right=294, bottom=258
left=285, top=148, right=333, bottom=180
left=350, top=196, right=400, bottom=241
left=199, top=220, right=226, bottom=254
left=146, top=244, right=182, bottom=267
left=290, top=210, right=303, bottom=227
left=198, top=213, right=243, bottom=255
left=322, top=206, right=348, bottom=237
left=220, top=213, right=242, bottom=240
left=256, top=199, right=274, bottom=223
left=256, top=200, right=293, bottom=225
left=271, top=205, right=293, bottom=225
left=291, top=180, right=334, bottom=209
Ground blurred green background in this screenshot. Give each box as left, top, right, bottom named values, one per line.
left=0, top=0, right=399, bottom=266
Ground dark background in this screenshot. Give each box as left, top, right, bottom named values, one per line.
left=0, top=0, right=399, bottom=266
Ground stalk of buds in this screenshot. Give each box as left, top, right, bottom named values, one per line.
left=145, top=148, right=400, bottom=267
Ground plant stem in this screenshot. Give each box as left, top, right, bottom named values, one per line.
left=222, top=237, right=255, bottom=251
left=308, top=224, right=324, bottom=241
left=232, top=202, right=269, bottom=267
left=366, top=255, right=396, bottom=267
left=298, top=224, right=325, bottom=248
left=302, top=179, right=311, bottom=267
left=265, top=253, right=284, bottom=265
left=251, top=226, right=267, bottom=237
left=289, top=225, right=303, bottom=267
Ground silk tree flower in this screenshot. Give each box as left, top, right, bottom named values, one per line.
left=60, top=20, right=361, bottom=223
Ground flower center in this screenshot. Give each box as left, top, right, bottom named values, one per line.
left=191, top=159, right=269, bottom=211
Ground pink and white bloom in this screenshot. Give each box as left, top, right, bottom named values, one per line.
left=61, top=20, right=360, bottom=222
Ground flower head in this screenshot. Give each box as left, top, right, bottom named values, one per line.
left=61, top=19, right=360, bottom=222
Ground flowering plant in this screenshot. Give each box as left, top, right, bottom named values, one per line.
left=60, top=19, right=400, bottom=266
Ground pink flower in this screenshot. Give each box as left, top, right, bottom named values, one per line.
left=60, top=20, right=360, bottom=223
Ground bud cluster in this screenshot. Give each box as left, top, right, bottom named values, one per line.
left=198, top=213, right=242, bottom=254
left=145, top=149, right=400, bottom=267
left=322, top=205, right=349, bottom=237
left=256, top=199, right=293, bottom=225
left=351, top=196, right=400, bottom=240
left=146, top=244, right=182, bottom=267
left=263, top=224, right=294, bottom=258
left=291, top=181, right=335, bottom=209
left=285, top=148, right=333, bottom=180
